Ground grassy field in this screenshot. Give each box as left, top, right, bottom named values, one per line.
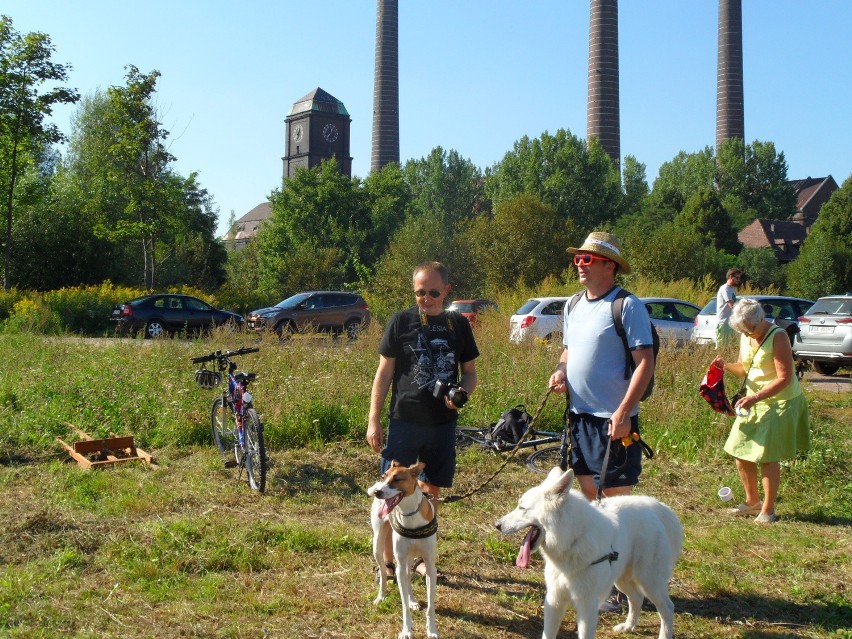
left=0, top=314, right=849, bottom=639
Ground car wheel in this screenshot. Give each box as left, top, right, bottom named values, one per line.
left=145, top=320, right=166, bottom=339
left=276, top=321, right=296, bottom=340
left=344, top=320, right=363, bottom=340
left=813, top=361, right=840, bottom=376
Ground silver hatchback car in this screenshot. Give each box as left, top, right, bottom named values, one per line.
left=792, top=294, right=852, bottom=376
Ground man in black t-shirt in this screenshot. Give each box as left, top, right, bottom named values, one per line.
left=367, top=261, right=479, bottom=578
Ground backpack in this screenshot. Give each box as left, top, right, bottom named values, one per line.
left=488, top=405, right=532, bottom=449
left=567, top=288, right=660, bottom=400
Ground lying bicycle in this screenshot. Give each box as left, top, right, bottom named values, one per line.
left=191, top=346, right=266, bottom=492
left=455, top=398, right=571, bottom=474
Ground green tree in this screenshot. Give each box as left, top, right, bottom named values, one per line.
left=402, top=147, right=486, bottom=223
left=360, top=162, right=411, bottom=272
left=629, top=222, right=733, bottom=282
left=468, top=193, right=574, bottom=292
left=366, top=211, right=477, bottom=321
left=622, top=155, right=649, bottom=216
left=61, top=75, right=223, bottom=290
left=787, top=174, right=852, bottom=298
left=259, top=158, right=367, bottom=298
left=737, top=247, right=783, bottom=290
left=0, top=16, right=78, bottom=289
left=96, top=66, right=178, bottom=289
left=675, top=187, right=741, bottom=255
left=485, top=129, right=623, bottom=235
left=646, top=147, right=716, bottom=217
left=717, top=138, right=796, bottom=228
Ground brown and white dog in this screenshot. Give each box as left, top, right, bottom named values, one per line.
left=368, top=460, right=439, bottom=639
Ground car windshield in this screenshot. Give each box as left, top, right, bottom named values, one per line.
left=274, top=293, right=312, bottom=309
left=807, top=298, right=852, bottom=316
left=515, top=300, right=541, bottom=314
left=449, top=302, right=475, bottom=313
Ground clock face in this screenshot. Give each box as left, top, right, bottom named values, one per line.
left=322, top=123, right=339, bottom=143
left=292, top=124, right=303, bottom=143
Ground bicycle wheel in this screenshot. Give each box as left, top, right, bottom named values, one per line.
left=526, top=444, right=570, bottom=474
left=243, top=408, right=267, bottom=492
left=211, top=397, right=237, bottom=456
left=456, top=427, right=491, bottom=450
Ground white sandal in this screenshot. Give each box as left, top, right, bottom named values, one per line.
left=728, top=502, right=762, bottom=516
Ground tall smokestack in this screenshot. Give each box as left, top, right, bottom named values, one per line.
left=587, top=0, right=620, bottom=170
left=716, top=0, right=744, bottom=151
left=371, top=0, right=400, bottom=172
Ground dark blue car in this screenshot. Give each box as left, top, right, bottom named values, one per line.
left=111, top=294, right=243, bottom=338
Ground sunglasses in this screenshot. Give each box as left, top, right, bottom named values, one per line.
left=573, top=254, right=610, bottom=266
left=414, top=289, right=442, bottom=298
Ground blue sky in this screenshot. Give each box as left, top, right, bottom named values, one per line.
left=6, top=1, right=851, bottom=235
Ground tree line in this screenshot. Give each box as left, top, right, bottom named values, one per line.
left=2, top=16, right=850, bottom=315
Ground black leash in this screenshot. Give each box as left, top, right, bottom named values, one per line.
left=441, top=386, right=555, bottom=503
left=596, top=427, right=655, bottom=502
left=596, top=422, right=614, bottom=502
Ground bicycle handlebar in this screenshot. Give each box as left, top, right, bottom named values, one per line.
left=190, top=346, right=260, bottom=364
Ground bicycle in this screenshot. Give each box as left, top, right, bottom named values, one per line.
left=191, top=346, right=267, bottom=492
left=455, top=423, right=571, bottom=474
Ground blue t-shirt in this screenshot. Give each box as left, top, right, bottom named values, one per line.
left=563, top=287, right=653, bottom=418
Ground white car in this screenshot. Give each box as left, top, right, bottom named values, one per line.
left=640, top=297, right=702, bottom=345
left=692, top=295, right=814, bottom=345
left=792, top=294, right=852, bottom=376
left=510, top=295, right=700, bottom=346
left=509, top=297, right=570, bottom=343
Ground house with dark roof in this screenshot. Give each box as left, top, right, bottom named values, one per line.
left=738, top=175, right=838, bottom=262
left=223, top=202, right=272, bottom=249
left=738, top=218, right=808, bottom=263
left=788, top=176, right=838, bottom=228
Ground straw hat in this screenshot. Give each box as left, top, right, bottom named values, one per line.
left=567, top=231, right=631, bottom=274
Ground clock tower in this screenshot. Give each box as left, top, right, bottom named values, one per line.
left=283, top=87, right=352, bottom=179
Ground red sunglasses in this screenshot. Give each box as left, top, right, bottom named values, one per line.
left=573, top=254, right=610, bottom=266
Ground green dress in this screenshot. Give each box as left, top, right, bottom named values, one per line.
left=724, top=326, right=810, bottom=463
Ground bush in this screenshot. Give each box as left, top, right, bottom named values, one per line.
left=2, top=298, right=62, bottom=334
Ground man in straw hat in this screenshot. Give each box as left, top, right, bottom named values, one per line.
left=547, top=231, right=655, bottom=611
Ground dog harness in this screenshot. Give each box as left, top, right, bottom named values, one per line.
left=589, top=548, right=619, bottom=566
left=389, top=496, right=438, bottom=539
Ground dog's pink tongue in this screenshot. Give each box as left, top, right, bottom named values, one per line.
left=516, top=528, right=534, bottom=569
left=379, top=494, right=402, bottom=519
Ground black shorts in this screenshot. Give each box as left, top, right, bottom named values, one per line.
left=569, top=412, right=642, bottom=488
left=380, top=418, right=457, bottom=488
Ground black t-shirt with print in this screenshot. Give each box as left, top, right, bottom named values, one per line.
left=379, top=307, right=479, bottom=426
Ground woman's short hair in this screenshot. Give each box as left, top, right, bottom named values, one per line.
left=730, top=298, right=765, bottom=334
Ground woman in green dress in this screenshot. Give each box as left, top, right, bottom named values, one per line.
left=712, top=298, right=810, bottom=524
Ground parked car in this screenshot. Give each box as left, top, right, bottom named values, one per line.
left=246, top=291, right=370, bottom=338
left=111, top=294, right=243, bottom=338
left=447, top=299, right=498, bottom=326
left=641, top=297, right=702, bottom=345
left=509, top=297, right=571, bottom=343
left=792, top=294, right=852, bottom=376
left=692, top=295, right=814, bottom=345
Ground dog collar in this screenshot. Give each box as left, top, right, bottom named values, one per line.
left=589, top=548, right=619, bottom=567
left=389, top=511, right=438, bottom=539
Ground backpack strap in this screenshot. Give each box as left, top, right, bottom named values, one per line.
left=611, top=288, right=632, bottom=380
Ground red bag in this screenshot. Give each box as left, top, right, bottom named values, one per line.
left=699, top=363, right=736, bottom=416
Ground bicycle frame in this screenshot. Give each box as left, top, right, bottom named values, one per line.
left=192, top=346, right=266, bottom=492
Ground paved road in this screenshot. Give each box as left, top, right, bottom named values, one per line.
left=802, top=371, right=851, bottom=393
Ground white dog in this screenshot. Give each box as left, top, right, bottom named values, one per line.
left=495, top=467, right=683, bottom=639
left=368, top=460, right=439, bottom=639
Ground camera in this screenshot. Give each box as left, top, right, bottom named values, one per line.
left=432, top=379, right=468, bottom=408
